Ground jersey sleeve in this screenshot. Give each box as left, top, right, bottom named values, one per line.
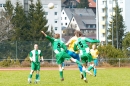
left=85, top=38, right=100, bottom=43
left=46, top=35, right=54, bottom=43
left=40, top=50, right=43, bottom=57
left=66, top=37, right=73, bottom=45
left=30, top=51, right=33, bottom=58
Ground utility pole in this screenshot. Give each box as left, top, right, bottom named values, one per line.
left=116, top=0, right=118, bottom=49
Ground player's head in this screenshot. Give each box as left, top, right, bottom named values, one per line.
left=92, top=44, right=96, bottom=49
left=54, top=33, right=60, bottom=39
left=79, top=31, right=83, bottom=37
left=74, top=30, right=80, bottom=37
left=34, top=44, right=38, bottom=50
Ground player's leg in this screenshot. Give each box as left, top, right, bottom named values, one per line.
left=56, top=52, right=64, bottom=81
left=73, top=53, right=83, bottom=78
left=87, top=53, right=94, bottom=72
left=28, top=62, right=35, bottom=83
left=58, top=64, right=64, bottom=81
left=35, top=62, right=40, bottom=83
left=93, top=59, right=98, bottom=77
left=61, top=62, right=65, bottom=70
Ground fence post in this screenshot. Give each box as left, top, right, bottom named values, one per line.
left=16, top=41, right=18, bottom=60
left=119, top=58, right=120, bottom=67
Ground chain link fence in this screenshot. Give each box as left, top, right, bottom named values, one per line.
left=0, top=41, right=130, bottom=67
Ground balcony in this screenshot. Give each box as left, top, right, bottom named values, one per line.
left=101, top=21, right=106, bottom=25
left=101, top=13, right=106, bottom=17
left=100, top=37, right=106, bottom=41
left=100, top=29, right=105, bottom=33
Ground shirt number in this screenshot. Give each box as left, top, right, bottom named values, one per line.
left=79, top=41, right=83, bottom=48
left=57, top=43, right=61, bottom=48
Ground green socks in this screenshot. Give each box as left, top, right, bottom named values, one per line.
left=83, top=70, right=86, bottom=78
left=76, top=60, right=82, bottom=65
left=88, top=65, right=93, bottom=71
left=36, top=74, right=40, bottom=80
left=28, top=74, right=32, bottom=79
left=59, top=71, right=63, bottom=78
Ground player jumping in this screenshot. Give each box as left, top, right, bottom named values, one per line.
left=41, top=31, right=82, bottom=81
left=74, top=31, right=100, bottom=82
left=65, top=30, right=83, bottom=79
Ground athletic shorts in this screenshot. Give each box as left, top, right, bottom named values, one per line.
left=56, top=51, right=71, bottom=64
left=66, top=50, right=80, bottom=61
left=31, top=62, right=40, bottom=71
left=80, top=53, right=93, bottom=64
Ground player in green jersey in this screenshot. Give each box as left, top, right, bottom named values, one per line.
left=74, top=32, right=100, bottom=83
left=41, top=31, right=82, bottom=81
left=28, top=44, right=44, bottom=84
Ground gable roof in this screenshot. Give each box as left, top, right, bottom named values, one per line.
left=73, top=15, right=96, bottom=29
left=63, top=8, right=95, bottom=20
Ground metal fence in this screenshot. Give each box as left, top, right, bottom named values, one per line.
left=0, top=41, right=130, bottom=67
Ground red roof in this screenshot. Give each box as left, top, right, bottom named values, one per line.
left=77, top=0, right=96, bottom=8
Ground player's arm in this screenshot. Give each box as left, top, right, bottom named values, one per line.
left=62, top=43, right=67, bottom=51
left=40, top=51, right=44, bottom=61
left=29, top=52, right=33, bottom=62
left=73, top=43, right=78, bottom=51
left=85, top=38, right=100, bottom=43
left=41, top=31, right=54, bottom=42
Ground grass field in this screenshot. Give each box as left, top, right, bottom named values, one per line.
left=0, top=68, right=130, bottom=86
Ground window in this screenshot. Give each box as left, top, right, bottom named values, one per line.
left=63, top=12, right=64, bottom=14
left=90, top=25, right=93, bottom=28
left=65, top=23, right=67, bottom=25
left=55, top=12, right=57, bottom=15
left=73, top=19, right=74, bottom=21
left=61, top=17, right=62, bottom=20
left=65, top=17, right=67, bottom=20
left=55, top=27, right=58, bottom=30
left=55, top=21, right=57, bottom=23
left=86, top=25, right=90, bottom=28
left=0, top=4, right=2, bottom=7
left=93, top=25, right=96, bottom=28
left=61, top=23, right=63, bottom=25
left=45, top=12, right=48, bottom=15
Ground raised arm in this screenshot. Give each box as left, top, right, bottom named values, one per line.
left=86, top=38, right=100, bottom=43
left=41, top=31, right=54, bottom=42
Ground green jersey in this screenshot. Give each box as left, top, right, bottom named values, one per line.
left=30, top=50, right=42, bottom=62
left=74, top=37, right=100, bottom=55
left=46, top=35, right=67, bottom=54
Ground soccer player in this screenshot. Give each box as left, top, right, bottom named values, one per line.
left=65, top=30, right=83, bottom=79
left=28, top=44, right=44, bottom=84
left=90, top=44, right=99, bottom=77
left=41, top=31, right=82, bottom=81
left=73, top=32, right=100, bottom=82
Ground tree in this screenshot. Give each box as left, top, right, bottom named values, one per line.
left=108, top=3, right=125, bottom=49
left=29, top=0, right=48, bottom=41
left=77, top=0, right=89, bottom=8
left=0, top=0, right=14, bottom=42
left=11, top=2, right=29, bottom=41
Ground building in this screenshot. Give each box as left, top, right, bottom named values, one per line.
left=62, top=8, right=96, bottom=42
left=96, top=0, right=130, bottom=45
left=0, top=0, right=61, bottom=36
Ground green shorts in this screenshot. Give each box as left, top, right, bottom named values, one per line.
left=31, top=62, right=40, bottom=71
left=80, top=53, right=93, bottom=64
left=56, top=51, right=71, bottom=64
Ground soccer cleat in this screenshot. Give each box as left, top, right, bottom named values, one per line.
left=62, top=67, right=65, bottom=70
left=34, top=81, right=38, bottom=84
left=28, top=78, right=32, bottom=83
left=94, top=75, right=96, bottom=77
left=83, top=78, right=88, bottom=83
left=61, top=78, right=64, bottom=81
left=80, top=74, right=84, bottom=79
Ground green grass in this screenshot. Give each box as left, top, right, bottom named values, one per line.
left=0, top=68, right=130, bottom=86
